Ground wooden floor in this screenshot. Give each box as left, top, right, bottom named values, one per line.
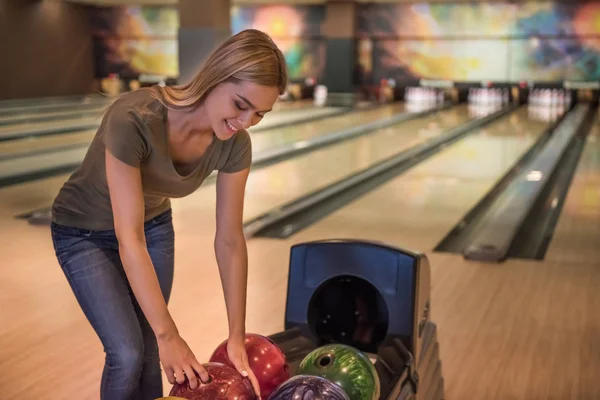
left=424, top=252, right=600, bottom=400
left=0, top=103, right=599, bottom=400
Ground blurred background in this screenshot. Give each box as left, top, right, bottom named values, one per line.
left=1, top=1, right=599, bottom=399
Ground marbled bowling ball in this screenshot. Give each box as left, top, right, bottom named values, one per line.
left=210, top=333, right=289, bottom=399
left=155, top=397, right=186, bottom=400
left=297, top=344, right=380, bottom=400
left=268, top=375, right=350, bottom=400
left=169, top=362, right=255, bottom=399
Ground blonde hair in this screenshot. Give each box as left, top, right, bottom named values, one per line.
left=152, top=29, right=288, bottom=109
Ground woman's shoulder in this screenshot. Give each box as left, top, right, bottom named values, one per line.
left=108, top=87, right=165, bottom=117
left=98, top=88, right=167, bottom=147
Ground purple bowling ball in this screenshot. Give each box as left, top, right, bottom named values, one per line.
left=268, top=375, right=350, bottom=400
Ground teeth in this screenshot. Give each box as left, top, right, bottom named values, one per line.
left=226, top=120, right=237, bottom=132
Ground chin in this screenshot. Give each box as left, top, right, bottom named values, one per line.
left=215, top=131, right=236, bottom=141
left=216, top=118, right=239, bottom=141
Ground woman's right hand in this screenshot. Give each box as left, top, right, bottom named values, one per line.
left=158, top=333, right=209, bottom=390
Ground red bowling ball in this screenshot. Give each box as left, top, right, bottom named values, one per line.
left=209, top=333, right=290, bottom=399
left=169, top=362, right=255, bottom=400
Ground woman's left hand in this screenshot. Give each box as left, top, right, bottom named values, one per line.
left=227, top=336, right=261, bottom=398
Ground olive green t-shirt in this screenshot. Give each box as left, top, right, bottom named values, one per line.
left=51, top=88, right=252, bottom=231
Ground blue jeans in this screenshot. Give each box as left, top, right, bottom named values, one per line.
left=51, top=209, right=175, bottom=400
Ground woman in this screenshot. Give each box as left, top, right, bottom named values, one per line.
left=50, top=29, right=287, bottom=400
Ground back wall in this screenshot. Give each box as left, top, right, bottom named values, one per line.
left=0, top=1, right=95, bottom=100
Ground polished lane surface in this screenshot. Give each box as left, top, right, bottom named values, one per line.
left=280, top=105, right=554, bottom=253
left=0, top=103, right=407, bottom=183
left=0, top=129, right=97, bottom=158
left=0, top=93, right=105, bottom=106
left=0, top=101, right=341, bottom=142
left=0, top=101, right=353, bottom=158
left=0, top=97, right=314, bottom=126
left=0, top=96, right=109, bottom=117
left=167, top=105, right=474, bottom=235
left=545, top=117, right=600, bottom=264
left=0, top=106, right=108, bottom=126
left=242, top=105, right=474, bottom=222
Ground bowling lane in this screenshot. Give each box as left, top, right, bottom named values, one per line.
left=0, top=103, right=410, bottom=222
left=169, top=105, right=474, bottom=234
left=247, top=105, right=342, bottom=131
left=0, top=96, right=110, bottom=117
left=0, top=130, right=97, bottom=159
left=271, top=99, right=317, bottom=111
left=0, top=115, right=103, bottom=141
left=0, top=106, right=108, bottom=126
left=0, top=103, right=404, bottom=165
left=0, top=94, right=105, bottom=107
left=0, top=101, right=334, bottom=142
left=283, top=106, right=554, bottom=252
left=0, top=101, right=341, bottom=158
left=249, top=103, right=407, bottom=152
left=242, top=105, right=473, bottom=222
left=0, top=98, right=312, bottom=127
left=545, top=119, right=600, bottom=264
left=0, top=104, right=408, bottom=199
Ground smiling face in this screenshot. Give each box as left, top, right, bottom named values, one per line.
left=202, top=80, right=280, bottom=141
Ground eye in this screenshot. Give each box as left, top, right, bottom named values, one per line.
left=235, top=101, right=247, bottom=111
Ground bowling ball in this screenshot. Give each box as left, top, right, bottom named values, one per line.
left=169, top=362, right=255, bottom=400
left=155, top=398, right=187, bottom=400
left=268, top=375, right=350, bottom=400
left=209, top=333, right=289, bottom=399
left=297, top=344, right=380, bottom=400
left=155, top=398, right=186, bottom=400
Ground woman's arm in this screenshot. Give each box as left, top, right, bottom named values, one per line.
left=105, top=150, right=208, bottom=388
left=214, top=167, right=250, bottom=337
left=106, top=150, right=174, bottom=337
left=214, top=167, right=261, bottom=396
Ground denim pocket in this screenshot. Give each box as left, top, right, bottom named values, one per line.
left=51, top=223, right=118, bottom=267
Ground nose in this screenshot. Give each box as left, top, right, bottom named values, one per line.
left=237, top=112, right=252, bottom=129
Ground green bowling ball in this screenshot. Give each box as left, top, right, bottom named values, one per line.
left=297, top=344, right=380, bottom=400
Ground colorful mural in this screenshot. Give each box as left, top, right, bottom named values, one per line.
left=89, top=4, right=325, bottom=81
left=369, top=39, right=509, bottom=82
left=231, top=5, right=322, bottom=38
left=358, top=2, right=600, bottom=83
left=90, top=6, right=178, bottom=78
left=231, top=5, right=326, bottom=81
left=358, top=3, right=514, bottom=38
left=89, top=2, right=600, bottom=83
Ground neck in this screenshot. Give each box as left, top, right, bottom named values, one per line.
left=167, top=103, right=213, bottom=140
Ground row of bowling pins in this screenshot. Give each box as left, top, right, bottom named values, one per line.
left=405, top=87, right=445, bottom=105
left=468, top=102, right=503, bottom=118
left=528, top=89, right=571, bottom=107
left=528, top=103, right=566, bottom=123
left=468, top=88, right=510, bottom=105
